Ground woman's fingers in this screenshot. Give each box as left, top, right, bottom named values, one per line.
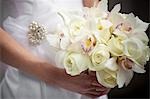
left=83, top=84, right=110, bottom=97
left=91, top=80, right=103, bottom=87
left=101, top=88, right=111, bottom=95
left=88, top=71, right=96, bottom=77
left=65, top=69, right=111, bottom=98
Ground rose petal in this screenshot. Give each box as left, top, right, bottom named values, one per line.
left=130, top=32, right=149, bottom=44
left=64, top=53, right=89, bottom=76
left=96, top=70, right=117, bottom=88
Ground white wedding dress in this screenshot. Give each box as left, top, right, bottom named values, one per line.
left=0, top=0, right=108, bottom=99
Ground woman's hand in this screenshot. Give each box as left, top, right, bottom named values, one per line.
left=58, top=70, right=110, bottom=98
left=0, top=28, right=110, bottom=98
left=44, top=65, right=110, bottom=98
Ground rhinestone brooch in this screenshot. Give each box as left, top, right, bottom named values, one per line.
left=28, top=21, right=47, bottom=46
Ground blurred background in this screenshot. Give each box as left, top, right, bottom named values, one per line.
left=107, top=0, right=149, bottom=99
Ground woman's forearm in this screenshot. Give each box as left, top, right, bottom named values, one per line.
left=0, top=28, right=110, bottom=97
left=0, top=28, right=60, bottom=85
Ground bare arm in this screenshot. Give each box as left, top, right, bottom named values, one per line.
left=0, top=28, right=59, bottom=85
left=0, top=28, right=109, bottom=98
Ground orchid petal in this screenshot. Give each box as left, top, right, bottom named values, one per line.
left=117, top=67, right=128, bottom=88
left=109, top=13, right=124, bottom=28
left=101, top=20, right=113, bottom=29
left=134, top=17, right=149, bottom=32
left=111, top=4, right=121, bottom=13
left=125, top=13, right=136, bottom=27
left=132, top=64, right=146, bottom=73
left=97, top=0, right=108, bottom=12
left=46, top=34, right=60, bottom=48
left=125, top=70, right=134, bottom=86
left=60, top=37, right=70, bottom=50
left=104, top=57, right=118, bottom=71
left=67, top=42, right=83, bottom=53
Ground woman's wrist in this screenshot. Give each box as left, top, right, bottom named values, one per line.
left=40, top=62, right=73, bottom=90
left=34, top=61, right=65, bottom=86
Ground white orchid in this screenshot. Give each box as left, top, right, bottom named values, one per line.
left=80, top=35, right=97, bottom=53
left=46, top=24, right=71, bottom=50
left=117, top=63, right=134, bottom=88
left=116, top=56, right=146, bottom=88
left=83, top=0, right=109, bottom=19
left=110, top=12, right=149, bottom=41
left=88, top=16, right=112, bottom=44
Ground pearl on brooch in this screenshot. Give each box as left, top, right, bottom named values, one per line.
left=28, top=21, right=47, bottom=46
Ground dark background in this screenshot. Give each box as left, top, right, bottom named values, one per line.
left=106, top=0, right=149, bottom=98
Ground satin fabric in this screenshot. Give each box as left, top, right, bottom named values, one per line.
left=0, top=0, right=108, bottom=99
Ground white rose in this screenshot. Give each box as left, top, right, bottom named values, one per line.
left=123, top=37, right=144, bottom=60
left=89, top=44, right=110, bottom=71
left=96, top=57, right=119, bottom=88
left=123, top=37, right=150, bottom=67
left=96, top=69, right=117, bottom=88
left=68, top=16, right=88, bottom=43
left=107, top=36, right=124, bottom=56
left=58, top=11, right=88, bottom=43
left=56, top=51, right=90, bottom=76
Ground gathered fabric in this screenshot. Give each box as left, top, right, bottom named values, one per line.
left=0, top=0, right=107, bottom=99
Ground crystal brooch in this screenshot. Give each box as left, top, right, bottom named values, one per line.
left=28, top=21, right=47, bottom=45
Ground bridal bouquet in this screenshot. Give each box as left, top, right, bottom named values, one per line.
left=45, top=0, right=150, bottom=88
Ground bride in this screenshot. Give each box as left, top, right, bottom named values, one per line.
left=0, top=0, right=110, bottom=99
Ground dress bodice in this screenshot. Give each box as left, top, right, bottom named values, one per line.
left=2, top=0, right=83, bottom=19
left=52, top=0, right=83, bottom=9
left=1, top=0, right=108, bottom=99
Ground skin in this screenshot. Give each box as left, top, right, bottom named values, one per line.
left=0, top=0, right=110, bottom=98
left=83, top=0, right=99, bottom=8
